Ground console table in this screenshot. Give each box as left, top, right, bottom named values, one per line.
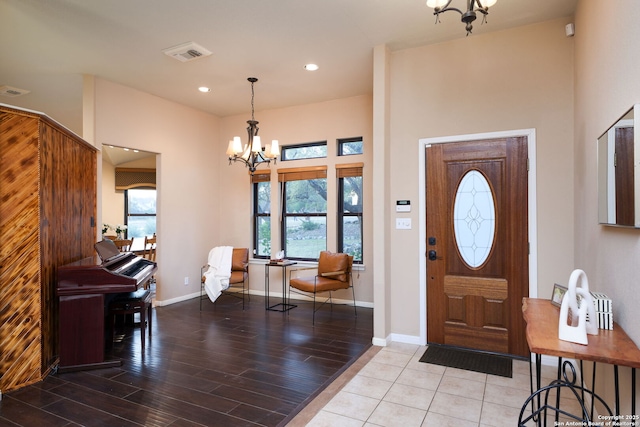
left=521, top=298, right=640, bottom=424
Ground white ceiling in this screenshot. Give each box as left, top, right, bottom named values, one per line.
left=0, top=0, right=577, bottom=121
left=101, top=145, right=157, bottom=166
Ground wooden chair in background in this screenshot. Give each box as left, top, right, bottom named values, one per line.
left=143, top=234, right=157, bottom=289
left=113, top=238, right=134, bottom=252
left=144, top=234, right=156, bottom=261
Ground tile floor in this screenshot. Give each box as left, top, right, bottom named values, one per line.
left=303, top=342, right=571, bottom=427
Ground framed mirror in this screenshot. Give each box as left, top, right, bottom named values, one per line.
left=597, top=104, right=638, bottom=227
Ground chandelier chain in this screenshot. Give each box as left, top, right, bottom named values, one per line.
left=251, top=80, right=255, bottom=122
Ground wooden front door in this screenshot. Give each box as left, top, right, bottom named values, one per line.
left=426, top=137, right=529, bottom=357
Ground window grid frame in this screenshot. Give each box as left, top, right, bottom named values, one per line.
left=337, top=175, right=363, bottom=263
left=337, top=136, right=364, bottom=156
left=124, top=188, right=157, bottom=240
left=253, top=181, right=271, bottom=259
left=280, top=178, right=328, bottom=261
left=280, top=140, right=328, bottom=161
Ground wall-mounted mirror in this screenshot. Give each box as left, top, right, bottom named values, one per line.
left=598, top=104, right=638, bottom=227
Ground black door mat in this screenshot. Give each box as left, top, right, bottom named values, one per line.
left=419, top=345, right=513, bottom=378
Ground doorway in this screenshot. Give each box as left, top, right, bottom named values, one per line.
left=101, top=145, right=157, bottom=252
left=418, top=129, right=537, bottom=358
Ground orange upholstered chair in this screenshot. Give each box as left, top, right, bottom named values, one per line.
left=200, top=247, right=250, bottom=309
left=228, top=247, right=250, bottom=307
left=289, top=251, right=356, bottom=324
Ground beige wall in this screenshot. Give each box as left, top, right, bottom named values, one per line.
left=372, top=45, right=393, bottom=345
left=574, top=0, right=640, bottom=413
left=380, top=17, right=576, bottom=341
left=86, top=3, right=640, bottom=413
left=87, top=18, right=578, bottom=343
left=92, top=80, right=374, bottom=304
left=101, top=159, right=121, bottom=229
left=8, top=1, right=637, bottom=412
left=216, top=95, right=374, bottom=303
left=94, top=78, right=221, bottom=302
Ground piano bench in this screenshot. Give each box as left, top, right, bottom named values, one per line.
left=108, top=289, right=152, bottom=353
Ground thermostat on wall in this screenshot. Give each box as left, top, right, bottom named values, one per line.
left=396, top=200, right=411, bottom=212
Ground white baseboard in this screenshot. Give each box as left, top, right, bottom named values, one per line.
left=249, top=289, right=373, bottom=308
left=371, top=334, right=423, bottom=347
left=154, top=291, right=201, bottom=307
left=372, top=336, right=389, bottom=347
left=389, top=333, right=423, bottom=346
left=155, top=288, right=374, bottom=309
left=287, top=293, right=373, bottom=308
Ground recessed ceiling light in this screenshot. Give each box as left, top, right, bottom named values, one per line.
left=123, top=148, right=130, bottom=151
left=198, top=86, right=211, bottom=93
left=304, top=63, right=319, bottom=71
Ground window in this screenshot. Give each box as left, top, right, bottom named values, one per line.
left=279, top=167, right=327, bottom=260
left=125, top=188, right=156, bottom=240
left=281, top=141, right=327, bottom=161
left=338, top=137, right=363, bottom=156
left=252, top=171, right=271, bottom=258
left=116, top=167, right=157, bottom=244
left=337, top=164, right=363, bottom=262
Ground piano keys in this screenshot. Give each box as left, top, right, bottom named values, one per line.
left=57, top=252, right=156, bottom=295
left=56, top=239, right=157, bottom=372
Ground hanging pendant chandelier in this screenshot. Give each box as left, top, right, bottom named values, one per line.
left=226, top=77, right=279, bottom=174
left=426, top=0, right=497, bottom=36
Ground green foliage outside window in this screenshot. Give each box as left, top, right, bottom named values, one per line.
left=339, top=176, right=363, bottom=262
left=257, top=217, right=271, bottom=256
left=285, top=179, right=327, bottom=213
left=254, top=138, right=364, bottom=261
left=255, top=181, right=271, bottom=257
left=338, top=138, right=363, bottom=156
left=284, top=178, right=327, bottom=259
left=281, top=142, right=327, bottom=161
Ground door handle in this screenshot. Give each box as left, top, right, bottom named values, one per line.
left=428, top=250, right=437, bottom=261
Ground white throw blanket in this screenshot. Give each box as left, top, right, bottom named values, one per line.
left=203, top=246, right=233, bottom=303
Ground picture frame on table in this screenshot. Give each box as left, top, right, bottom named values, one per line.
left=551, top=283, right=568, bottom=307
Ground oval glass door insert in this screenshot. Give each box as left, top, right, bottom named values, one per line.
left=453, top=170, right=496, bottom=268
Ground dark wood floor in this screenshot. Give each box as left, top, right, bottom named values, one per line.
left=0, top=293, right=373, bottom=426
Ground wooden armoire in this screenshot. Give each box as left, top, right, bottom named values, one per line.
left=0, top=104, right=97, bottom=393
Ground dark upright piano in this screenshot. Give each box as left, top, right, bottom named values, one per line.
left=57, top=239, right=157, bottom=372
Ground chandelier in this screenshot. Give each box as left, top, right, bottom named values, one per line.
left=426, top=0, right=497, bottom=35
left=226, top=77, right=279, bottom=174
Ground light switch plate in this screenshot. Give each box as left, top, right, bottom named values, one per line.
left=396, top=218, right=411, bottom=229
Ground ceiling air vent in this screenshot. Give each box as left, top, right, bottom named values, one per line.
left=162, top=42, right=212, bottom=63
left=0, top=85, right=30, bottom=97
